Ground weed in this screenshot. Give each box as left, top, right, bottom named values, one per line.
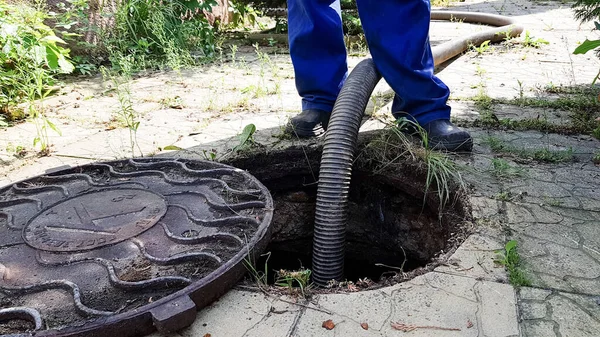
left=593, top=152, right=600, bottom=164
left=231, top=123, right=257, bottom=154
left=159, top=96, right=184, bottom=109
left=482, top=137, right=574, bottom=163
left=243, top=251, right=271, bottom=289
left=521, top=31, right=549, bottom=48
left=26, top=68, right=62, bottom=156
left=495, top=240, right=531, bottom=286
left=101, top=61, right=141, bottom=157
left=242, top=84, right=267, bottom=98
left=275, top=268, right=313, bottom=297
left=592, top=127, right=600, bottom=139
left=489, top=158, right=527, bottom=178
left=361, top=118, right=466, bottom=214
left=495, top=191, right=512, bottom=201
left=5, top=142, right=28, bottom=158
left=202, top=149, right=218, bottom=161
left=470, top=40, right=492, bottom=55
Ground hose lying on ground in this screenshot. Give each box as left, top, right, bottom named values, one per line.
left=311, top=11, right=524, bottom=286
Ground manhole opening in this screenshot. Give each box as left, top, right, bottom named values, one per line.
left=226, top=140, right=472, bottom=291
left=258, top=173, right=432, bottom=285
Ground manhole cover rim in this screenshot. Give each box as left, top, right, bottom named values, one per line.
left=0, top=157, right=275, bottom=336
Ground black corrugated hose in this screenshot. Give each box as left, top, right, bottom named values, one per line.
left=311, top=11, right=524, bottom=286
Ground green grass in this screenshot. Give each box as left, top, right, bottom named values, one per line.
left=482, top=137, right=574, bottom=163
left=494, top=191, right=513, bottom=201
left=455, top=85, right=600, bottom=136
left=358, top=118, right=466, bottom=215
left=489, top=158, right=527, bottom=178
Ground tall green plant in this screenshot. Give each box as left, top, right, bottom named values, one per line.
left=106, top=0, right=217, bottom=71
left=0, top=1, right=74, bottom=116
left=572, top=0, right=600, bottom=84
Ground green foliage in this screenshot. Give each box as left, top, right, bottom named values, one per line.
left=0, top=1, right=74, bottom=116
left=105, top=0, right=217, bottom=72
left=275, top=268, right=313, bottom=297
left=572, top=0, right=600, bottom=84
left=495, top=240, right=531, bottom=286
left=489, top=158, right=527, bottom=179
left=482, top=137, right=574, bottom=163
left=521, top=31, right=549, bottom=48
left=470, top=40, right=492, bottom=55
left=228, top=0, right=262, bottom=28
left=232, top=123, right=257, bottom=152
left=572, top=0, right=600, bottom=23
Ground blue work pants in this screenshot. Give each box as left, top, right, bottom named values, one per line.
left=287, top=0, right=451, bottom=125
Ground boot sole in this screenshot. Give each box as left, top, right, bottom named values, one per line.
left=430, top=137, right=473, bottom=152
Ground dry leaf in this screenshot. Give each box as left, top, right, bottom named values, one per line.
left=467, top=319, right=474, bottom=328
left=203, top=334, right=211, bottom=337
left=361, top=322, right=369, bottom=330
left=322, top=319, right=335, bottom=330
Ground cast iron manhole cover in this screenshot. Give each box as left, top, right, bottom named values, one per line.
left=0, top=158, right=274, bottom=336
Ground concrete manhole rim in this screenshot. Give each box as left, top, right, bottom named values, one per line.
left=0, top=157, right=275, bottom=336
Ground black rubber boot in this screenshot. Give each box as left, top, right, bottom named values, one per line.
left=286, top=109, right=331, bottom=137
left=403, top=119, right=473, bottom=152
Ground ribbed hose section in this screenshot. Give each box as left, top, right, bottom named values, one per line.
left=311, top=59, right=382, bottom=286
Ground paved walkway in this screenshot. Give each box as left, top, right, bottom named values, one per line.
left=1, top=0, right=600, bottom=336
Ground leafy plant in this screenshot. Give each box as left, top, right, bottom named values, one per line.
left=470, top=40, right=492, bottom=55
left=521, top=30, right=549, bottom=48
left=1, top=1, right=74, bottom=116
left=228, top=0, right=262, bottom=28
left=489, top=158, right=527, bottom=178
left=495, top=240, right=531, bottom=286
left=275, top=268, right=313, bottom=297
left=232, top=123, right=257, bottom=152
left=105, top=0, right=218, bottom=72
left=572, top=0, right=600, bottom=84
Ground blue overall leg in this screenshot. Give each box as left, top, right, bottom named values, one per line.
left=355, top=0, right=451, bottom=125
left=287, top=0, right=347, bottom=113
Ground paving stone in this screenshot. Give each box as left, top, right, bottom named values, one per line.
left=435, top=228, right=508, bottom=282
left=519, top=287, right=552, bottom=301
left=521, top=320, right=557, bottom=337
left=549, top=293, right=600, bottom=337
left=519, top=301, right=547, bottom=320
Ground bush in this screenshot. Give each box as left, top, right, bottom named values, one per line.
left=0, top=1, right=73, bottom=118
left=105, top=0, right=218, bottom=72
left=572, top=0, right=600, bottom=84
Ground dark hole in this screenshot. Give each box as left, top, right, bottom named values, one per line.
left=253, top=170, right=445, bottom=284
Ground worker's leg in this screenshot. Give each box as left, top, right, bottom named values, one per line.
left=286, top=0, right=347, bottom=136
left=356, top=0, right=472, bottom=151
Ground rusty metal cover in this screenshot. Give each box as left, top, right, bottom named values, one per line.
left=0, top=158, right=274, bottom=336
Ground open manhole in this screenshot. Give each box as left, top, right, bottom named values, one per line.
left=226, top=133, right=472, bottom=291
left=0, top=158, right=274, bottom=336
